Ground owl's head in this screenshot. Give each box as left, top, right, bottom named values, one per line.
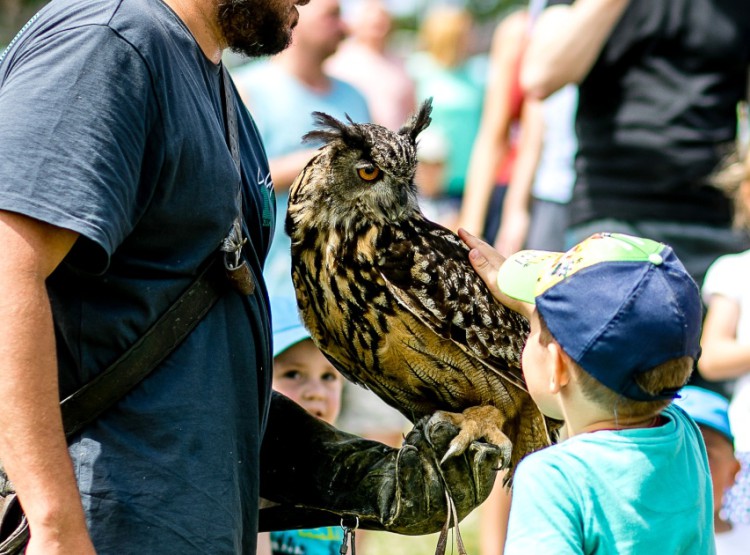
left=287, top=99, right=433, bottom=235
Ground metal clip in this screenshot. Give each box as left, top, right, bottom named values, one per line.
left=221, top=218, right=255, bottom=295
left=339, top=516, right=359, bottom=555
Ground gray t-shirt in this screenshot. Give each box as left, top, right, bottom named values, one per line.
left=0, top=0, right=274, bottom=552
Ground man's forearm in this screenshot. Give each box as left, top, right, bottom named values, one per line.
left=0, top=271, right=89, bottom=544
left=522, top=0, right=630, bottom=99
left=0, top=211, right=91, bottom=551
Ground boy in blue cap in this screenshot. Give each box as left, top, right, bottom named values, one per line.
left=674, top=386, right=748, bottom=554
left=460, top=230, right=714, bottom=554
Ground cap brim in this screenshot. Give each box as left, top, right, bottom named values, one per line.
left=496, top=250, right=563, bottom=304
left=273, top=326, right=312, bottom=358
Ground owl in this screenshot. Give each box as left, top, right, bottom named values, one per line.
left=286, top=99, right=559, bottom=480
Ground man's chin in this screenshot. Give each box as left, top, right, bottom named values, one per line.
left=218, top=1, right=295, bottom=58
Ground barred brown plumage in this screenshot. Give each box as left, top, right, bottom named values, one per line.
left=286, top=99, right=560, bottom=484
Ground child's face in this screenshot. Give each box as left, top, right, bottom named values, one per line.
left=273, top=339, right=343, bottom=424
left=701, top=426, right=741, bottom=516
left=521, top=310, right=563, bottom=420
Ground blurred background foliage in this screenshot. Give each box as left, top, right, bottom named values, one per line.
left=1, top=0, right=45, bottom=46
left=1, top=0, right=525, bottom=48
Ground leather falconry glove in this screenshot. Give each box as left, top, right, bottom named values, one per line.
left=259, top=392, right=503, bottom=537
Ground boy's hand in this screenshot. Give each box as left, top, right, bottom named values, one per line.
left=458, top=229, right=534, bottom=320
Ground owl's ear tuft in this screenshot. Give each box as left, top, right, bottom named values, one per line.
left=399, top=98, right=433, bottom=143
left=303, top=111, right=368, bottom=151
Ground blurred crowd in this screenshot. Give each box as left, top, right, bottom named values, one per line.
left=227, top=0, right=750, bottom=553
left=3, top=0, right=749, bottom=553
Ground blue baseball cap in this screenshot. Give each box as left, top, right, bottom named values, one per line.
left=673, top=386, right=734, bottom=444
left=496, top=233, right=702, bottom=401
left=270, top=296, right=311, bottom=358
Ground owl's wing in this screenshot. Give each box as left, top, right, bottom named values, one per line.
left=377, top=218, right=529, bottom=392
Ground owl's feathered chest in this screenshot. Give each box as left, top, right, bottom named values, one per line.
left=290, top=214, right=529, bottom=410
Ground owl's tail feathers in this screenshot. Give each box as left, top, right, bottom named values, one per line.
left=501, top=401, right=563, bottom=487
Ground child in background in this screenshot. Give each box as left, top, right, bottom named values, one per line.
left=674, top=386, right=750, bottom=554
left=699, top=151, right=750, bottom=529
left=463, top=230, right=714, bottom=553
left=258, top=297, right=345, bottom=555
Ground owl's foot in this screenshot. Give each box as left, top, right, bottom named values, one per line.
left=426, top=406, right=512, bottom=466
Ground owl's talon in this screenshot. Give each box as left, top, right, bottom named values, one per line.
left=440, top=441, right=463, bottom=465
left=426, top=406, right=513, bottom=466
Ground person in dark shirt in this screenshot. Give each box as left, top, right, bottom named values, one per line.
left=522, top=0, right=750, bottom=287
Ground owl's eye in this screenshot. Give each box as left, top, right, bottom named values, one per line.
left=357, top=165, right=381, bottom=182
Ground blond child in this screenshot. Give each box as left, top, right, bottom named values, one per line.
left=699, top=151, right=750, bottom=528
left=259, top=296, right=345, bottom=555
left=461, top=230, right=714, bottom=554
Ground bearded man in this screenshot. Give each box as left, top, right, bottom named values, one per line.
left=0, top=1, right=500, bottom=554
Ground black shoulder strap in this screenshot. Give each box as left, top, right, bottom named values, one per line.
left=60, top=257, right=225, bottom=438
left=60, top=67, right=243, bottom=438
left=221, top=65, right=241, bottom=172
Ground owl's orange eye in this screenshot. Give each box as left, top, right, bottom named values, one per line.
left=357, top=165, right=381, bottom=182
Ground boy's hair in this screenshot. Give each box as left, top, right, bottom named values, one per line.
left=538, top=315, right=692, bottom=418
left=420, top=6, right=472, bottom=67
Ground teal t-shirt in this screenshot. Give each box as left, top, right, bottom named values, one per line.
left=505, top=404, right=714, bottom=554
left=407, top=52, right=486, bottom=197
left=270, top=526, right=344, bottom=555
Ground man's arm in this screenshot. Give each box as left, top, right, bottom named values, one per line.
left=521, top=0, right=630, bottom=99
left=259, top=392, right=503, bottom=534
left=0, top=210, right=94, bottom=555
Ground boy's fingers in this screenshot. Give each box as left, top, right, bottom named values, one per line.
left=459, top=228, right=534, bottom=319
left=458, top=228, right=504, bottom=298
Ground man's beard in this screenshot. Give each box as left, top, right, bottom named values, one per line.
left=218, top=0, right=295, bottom=58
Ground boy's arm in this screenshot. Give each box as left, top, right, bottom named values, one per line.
left=521, top=0, right=630, bottom=99
left=259, top=392, right=502, bottom=534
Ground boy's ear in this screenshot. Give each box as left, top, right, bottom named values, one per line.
left=547, top=341, right=571, bottom=394
left=731, top=456, right=742, bottom=481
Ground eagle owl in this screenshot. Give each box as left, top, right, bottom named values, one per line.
left=286, top=100, right=558, bottom=478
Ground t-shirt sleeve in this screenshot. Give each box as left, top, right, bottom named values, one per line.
left=504, top=453, right=585, bottom=554
left=0, top=24, right=156, bottom=268
left=702, top=255, right=741, bottom=304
